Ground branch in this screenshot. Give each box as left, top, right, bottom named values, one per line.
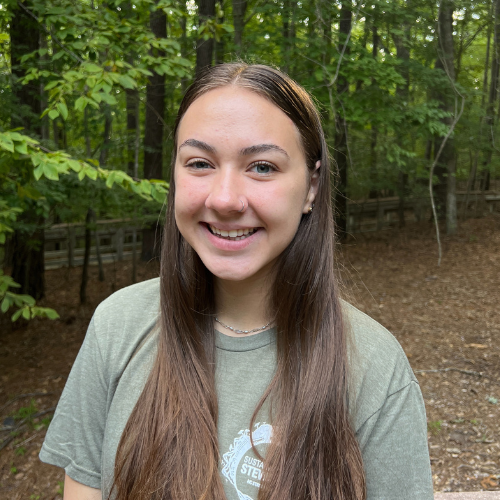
left=429, top=10, right=466, bottom=266
left=137, top=93, right=168, bottom=129
left=491, top=125, right=500, bottom=155
left=415, top=367, right=483, bottom=377
left=327, top=1, right=362, bottom=88
left=16, top=1, right=84, bottom=64
left=244, top=0, right=264, bottom=26
left=0, top=407, right=56, bottom=452
left=0, top=392, right=55, bottom=415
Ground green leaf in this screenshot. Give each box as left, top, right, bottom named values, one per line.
left=56, top=102, right=68, bottom=121
left=105, top=171, right=116, bottom=188
left=44, top=80, right=60, bottom=91
left=33, top=165, right=44, bottom=181
left=68, top=159, right=82, bottom=172
left=1, top=297, right=10, bottom=313
left=44, top=309, right=60, bottom=320
left=99, top=92, right=118, bottom=105
left=75, top=96, right=88, bottom=112
left=83, top=62, right=103, bottom=73
left=118, top=74, right=136, bottom=89
left=48, top=109, right=60, bottom=120
left=22, top=308, right=30, bottom=320
left=0, top=137, right=15, bottom=153
left=84, top=166, right=98, bottom=181
left=14, top=142, right=29, bottom=155
left=43, top=163, right=59, bottom=181
left=11, top=309, right=23, bottom=322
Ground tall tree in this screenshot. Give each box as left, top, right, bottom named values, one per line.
left=232, top=0, right=247, bottom=54
left=215, top=0, right=225, bottom=63
left=393, top=2, right=412, bottom=227
left=333, top=0, right=352, bottom=239
left=196, top=0, right=215, bottom=76
left=142, top=2, right=167, bottom=261
left=282, top=0, right=297, bottom=75
left=434, top=0, right=457, bottom=234
left=10, top=0, right=45, bottom=299
left=482, top=0, right=500, bottom=191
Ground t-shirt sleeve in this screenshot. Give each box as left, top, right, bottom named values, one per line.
left=39, top=316, right=107, bottom=489
left=356, top=379, right=434, bottom=500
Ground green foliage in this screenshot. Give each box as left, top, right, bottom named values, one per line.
left=0, top=0, right=498, bottom=320
left=14, top=399, right=38, bottom=423
left=0, top=130, right=168, bottom=321
left=427, top=420, right=443, bottom=435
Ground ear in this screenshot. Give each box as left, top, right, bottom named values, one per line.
left=302, top=160, right=320, bottom=214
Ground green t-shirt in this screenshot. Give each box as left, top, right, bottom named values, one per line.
left=39, top=278, right=434, bottom=500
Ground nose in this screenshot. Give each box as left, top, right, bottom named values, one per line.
left=205, top=168, right=246, bottom=215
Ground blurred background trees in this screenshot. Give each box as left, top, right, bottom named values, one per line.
left=0, top=0, right=499, bottom=317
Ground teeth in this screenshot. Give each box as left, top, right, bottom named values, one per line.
left=209, top=224, right=257, bottom=240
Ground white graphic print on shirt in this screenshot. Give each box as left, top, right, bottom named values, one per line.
left=221, top=423, right=272, bottom=500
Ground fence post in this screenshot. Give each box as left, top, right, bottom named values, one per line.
left=68, top=226, right=75, bottom=267
left=116, top=227, right=124, bottom=261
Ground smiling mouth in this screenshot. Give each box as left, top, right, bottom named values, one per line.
left=207, top=224, right=259, bottom=241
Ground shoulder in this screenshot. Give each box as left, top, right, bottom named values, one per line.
left=90, top=278, right=161, bottom=372
left=341, top=301, right=418, bottom=430
left=94, top=277, right=161, bottom=322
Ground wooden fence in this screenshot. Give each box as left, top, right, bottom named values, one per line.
left=346, top=191, right=500, bottom=233
left=43, top=191, right=500, bottom=269
left=44, top=219, right=142, bottom=270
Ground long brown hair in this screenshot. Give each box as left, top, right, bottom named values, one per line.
left=112, top=64, right=365, bottom=500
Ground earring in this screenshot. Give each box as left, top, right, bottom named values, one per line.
left=308, top=204, right=314, bottom=214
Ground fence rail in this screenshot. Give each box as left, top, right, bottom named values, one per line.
left=44, top=219, right=142, bottom=270
left=42, top=191, right=500, bottom=269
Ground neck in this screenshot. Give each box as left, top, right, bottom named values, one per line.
left=214, top=272, right=274, bottom=337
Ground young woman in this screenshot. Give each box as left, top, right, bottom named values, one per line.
left=40, top=64, right=434, bottom=500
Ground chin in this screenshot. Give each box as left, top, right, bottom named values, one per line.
left=205, top=265, right=254, bottom=282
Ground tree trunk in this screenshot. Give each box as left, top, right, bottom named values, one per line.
left=93, top=214, right=105, bottom=282
left=180, top=0, right=189, bottom=92
left=196, top=0, right=215, bottom=76
left=99, top=108, right=113, bottom=166
left=126, top=88, right=139, bottom=176
left=232, top=0, right=247, bottom=54
left=333, top=0, right=352, bottom=240
left=10, top=1, right=40, bottom=135
left=482, top=0, right=500, bottom=191
left=80, top=209, right=93, bottom=304
left=434, top=0, right=457, bottom=234
left=393, top=6, right=411, bottom=227
left=215, top=0, right=225, bottom=64
left=282, top=0, right=297, bottom=75
left=11, top=215, right=45, bottom=300
left=142, top=2, right=167, bottom=261
left=368, top=25, right=379, bottom=200
left=10, top=1, right=46, bottom=300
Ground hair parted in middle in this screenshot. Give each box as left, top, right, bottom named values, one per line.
left=112, top=63, right=366, bottom=500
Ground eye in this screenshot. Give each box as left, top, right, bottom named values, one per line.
left=249, top=162, right=276, bottom=175
left=186, top=160, right=212, bottom=170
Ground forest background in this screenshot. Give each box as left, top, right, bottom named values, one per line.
left=0, top=0, right=499, bottom=318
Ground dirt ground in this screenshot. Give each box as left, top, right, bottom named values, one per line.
left=0, top=214, right=499, bottom=499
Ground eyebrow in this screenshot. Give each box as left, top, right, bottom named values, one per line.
left=178, top=139, right=216, bottom=154
left=178, top=139, right=290, bottom=159
left=240, top=144, right=290, bottom=158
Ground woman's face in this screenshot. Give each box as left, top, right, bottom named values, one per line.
left=174, top=85, right=319, bottom=284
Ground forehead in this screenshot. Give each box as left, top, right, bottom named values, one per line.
left=176, top=85, right=304, bottom=156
